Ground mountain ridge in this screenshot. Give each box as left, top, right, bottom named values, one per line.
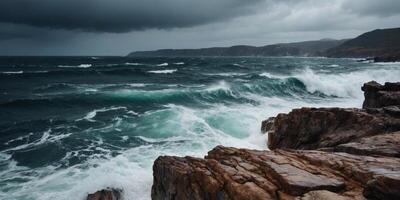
left=127, top=39, right=348, bottom=57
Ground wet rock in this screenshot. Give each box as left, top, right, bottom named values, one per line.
left=261, top=117, right=275, bottom=133
left=362, top=81, right=400, bottom=109
left=336, top=131, right=400, bottom=157
left=86, top=188, right=121, bottom=200
left=266, top=107, right=400, bottom=150
left=152, top=146, right=400, bottom=200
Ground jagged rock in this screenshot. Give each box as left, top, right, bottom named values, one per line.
left=261, top=117, right=275, bottom=133
left=86, top=188, right=121, bottom=200
left=265, top=107, right=400, bottom=150
left=335, top=131, right=400, bottom=157
left=152, top=146, right=400, bottom=200
left=362, top=81, right=400, bottom=109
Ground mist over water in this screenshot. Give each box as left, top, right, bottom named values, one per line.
left=0, top=56, right=399, bottom=199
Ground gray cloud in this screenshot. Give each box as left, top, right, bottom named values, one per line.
left=0, top=0, right=262, bottom=33
left=342, top=0, right=400, bottom=17
left=0, top=0, right=399, bottom=55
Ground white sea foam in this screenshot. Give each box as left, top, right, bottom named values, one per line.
left=205, top=72, right=246, bottom=77
left=293, top=67, right=400, bottom=98
left=2, top=129, right=72, bottom=152
left=128, top=83, right=147, bottom=87
left=259, top=72, right=285, bottom=79
left=205, top=81, right=231, bottom=92
left=157, top=63, right=168, bottom=67
left=374, top=62, right=400, bottom=65
left=58, top=64, right=92, bottom=68
left=125, top=62, right=140, bottom=66
left=148, top=69, right=177, bottom=74
left=2, top=71, right=23, bottom=74
left=77, top=107, right=128, bottom=122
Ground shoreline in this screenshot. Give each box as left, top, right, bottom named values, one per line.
left=146, top=81, right=400, bottom=200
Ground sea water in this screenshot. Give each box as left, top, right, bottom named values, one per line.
left=0, top=56, right=399, bottom=199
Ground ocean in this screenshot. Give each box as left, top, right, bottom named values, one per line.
left=0, top=56, right=399, bottom=199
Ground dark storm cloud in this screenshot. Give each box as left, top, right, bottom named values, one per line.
left=0, top=0, right=263, bottom=33
left=0, top=0, right=400, bottom=55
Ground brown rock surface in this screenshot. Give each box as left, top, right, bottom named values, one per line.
left=265, top=107, right=400, bottom=150
left=362, top=81, right=400, bottom=109
left=335, top=131, right=400, bottom=157
left=152, top=146, right=400, bottom=200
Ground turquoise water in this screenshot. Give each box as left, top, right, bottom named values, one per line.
left=0, top=56, right=399, bottom=199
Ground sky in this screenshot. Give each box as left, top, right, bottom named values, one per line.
left=0, top=0, right=399, bottom=56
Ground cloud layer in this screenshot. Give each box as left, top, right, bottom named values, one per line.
left=0, top=0, right=262, bottom=32
left=0, top=0, right=399, bottom=55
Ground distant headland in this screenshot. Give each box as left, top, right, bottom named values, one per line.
left=128, top=27, right=400, bottom=62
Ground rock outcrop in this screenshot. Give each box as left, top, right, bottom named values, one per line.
left=153, top=146, right=400, bottom=200
left=86, top=188, right=121, bottom=200
left=362, top=81, right=400, bottom=109
left=264, top=107, right=400, bottom=151
left=150, top=81, right=400, bottom=200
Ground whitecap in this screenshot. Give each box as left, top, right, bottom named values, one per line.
left=374, top=62, right=400, bottom=65
left=205, top=72, right=246, bottom=77
left=205, top=81, right=231, bottom=92
left=292, top=66, right=400, bottom=98
left=2, top=71, right=23, bottom=74
left=259, top=72, right=285, bottom=79
left=125, top=62, right=141, bottom=66
left=3, top=129, right=72, bottom=152
left=58, top=64, right=92, bottom=68
left=148, top=69, right=177, bottom=74
left=127, top=83, right=147, bottom=87
left=157, top=63, right=168, bottom=67
left=77, top=107, right=128, bottom=122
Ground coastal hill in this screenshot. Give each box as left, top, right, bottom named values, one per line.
left=326, top=28, right=400, bottom=58
left=128, top=39, right=348, bottom=57
left=128, top=27, right=400, bottom=61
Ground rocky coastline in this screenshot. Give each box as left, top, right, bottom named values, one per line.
left=151, top=81, right=400, bottom=200
left=87, top=81, right=400, bottom=199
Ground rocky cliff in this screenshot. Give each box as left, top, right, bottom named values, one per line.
left=150, top=81, right=400, bottom=200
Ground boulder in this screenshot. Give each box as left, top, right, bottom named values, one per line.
left=86, top=188, right=121, bottom=200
